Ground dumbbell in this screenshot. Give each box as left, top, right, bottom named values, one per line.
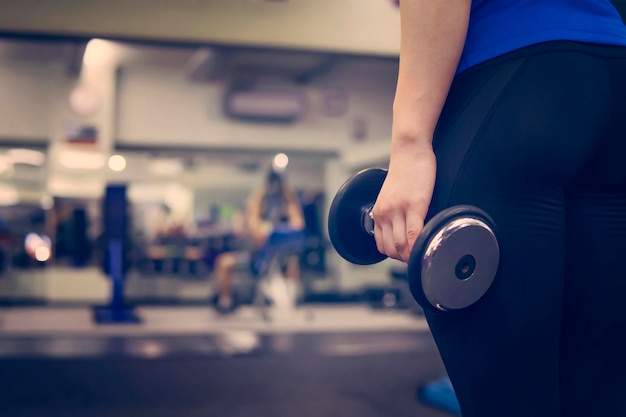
left=327, top=168, right=500, bottom=312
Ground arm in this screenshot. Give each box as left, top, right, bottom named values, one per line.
left=392, top=0, right=470, bottom=150
left=373, top=0, right=470, bottom=262
left=246, top=188, right=266, bottom=246
left=282, top=190, right=305, bottom=280
left=283, top=188, right=305, bottom=231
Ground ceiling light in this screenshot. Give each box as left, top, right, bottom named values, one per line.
left=273, top=152, right=289, bottom=171
left=108, top=154, right=127, bottom=172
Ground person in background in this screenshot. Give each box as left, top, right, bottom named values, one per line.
left=214, top=168, right=305, bottom=313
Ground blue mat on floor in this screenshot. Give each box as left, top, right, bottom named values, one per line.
left=418, top=376, right=461, bottom=415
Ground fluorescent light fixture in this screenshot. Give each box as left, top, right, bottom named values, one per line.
left=58, top=149, right=106, bottom=170
left=6, top=149, right=45, bottom=166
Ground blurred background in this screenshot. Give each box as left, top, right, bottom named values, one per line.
left=0, top=1, right=403, bottom=304
left=0, top=1, right=623, bottom=417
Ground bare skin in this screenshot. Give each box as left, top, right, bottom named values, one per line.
left=247, top=183, right=305, bottom=283
left=372, top=0, right=471, bottom=262
left=216, top=181, right=305, bottom=304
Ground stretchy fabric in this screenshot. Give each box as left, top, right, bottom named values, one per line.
left=427, top=41, right=626, bottom=417
left=459, top=0, right=626, bottom=72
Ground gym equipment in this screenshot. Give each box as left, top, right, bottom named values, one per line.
left=93, top=184, right=141, bottom=324
left=418, top=376, right=461, bottom=415
left=328, top=168, right=499, bottom=312
left=70, top=208, right=90, bottom=267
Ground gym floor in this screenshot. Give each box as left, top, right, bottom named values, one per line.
left=0, top=305, right=452, bottom=417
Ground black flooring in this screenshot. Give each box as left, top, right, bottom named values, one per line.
left=0, top=332, right=451, bottom=417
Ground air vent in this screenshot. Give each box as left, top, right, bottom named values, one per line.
left=223, top=88, right=307, bottom=123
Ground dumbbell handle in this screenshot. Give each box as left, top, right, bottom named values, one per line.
left=362, top=205, right=376, bottom=237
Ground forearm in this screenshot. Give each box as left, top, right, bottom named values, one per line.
left=392, top=0, right=470, bottom=153
left=246, top=193, right=262, bottom=234
left=288, top=205, right=305, bottom=230
left=284, top=191, right=305, bottom=230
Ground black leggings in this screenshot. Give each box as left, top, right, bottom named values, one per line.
left=426, top=41, right=626, bottom=417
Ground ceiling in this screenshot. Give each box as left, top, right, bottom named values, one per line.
left=0, top=0, right=402, bottom=57
left=0, top=37, right=350, bottom=84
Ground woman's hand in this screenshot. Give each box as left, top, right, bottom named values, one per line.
left=372, top=146, right=436, bottom=263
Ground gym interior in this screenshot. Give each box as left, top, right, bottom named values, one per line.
left=1, top=2, right=625, bottom=417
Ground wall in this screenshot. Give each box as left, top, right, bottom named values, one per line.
left=116, top=57, right=397, bottom=152
left=0, top=60, right=59, bottom=141
left=0, top=53, right=398, bottom=157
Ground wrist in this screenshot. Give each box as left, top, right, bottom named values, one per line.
left=391, top=131, right=433, bottom=154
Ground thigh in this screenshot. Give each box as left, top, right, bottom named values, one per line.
left=424, top=47, right=612, bottom=417
left=560, top=55, right=626, bottom=417
left=560, top=190, right=626, bottom=417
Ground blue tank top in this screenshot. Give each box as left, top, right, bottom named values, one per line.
left=458, top=0, right=626, bottom=73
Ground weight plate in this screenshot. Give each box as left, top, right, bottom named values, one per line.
left=327, top=168, right=388, bottom=265
left=408, top=206, right=499, bottom=312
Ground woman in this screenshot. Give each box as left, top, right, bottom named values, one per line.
left=373, top=1, right=626, bottom=416
left=214, top=169, right=304, bottom=312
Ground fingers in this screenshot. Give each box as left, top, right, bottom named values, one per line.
left=391, top=216, right=410, bottom=262
left=405, top=208, right=425, bottom=255
left=373, top=208, right=414, bottom=263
